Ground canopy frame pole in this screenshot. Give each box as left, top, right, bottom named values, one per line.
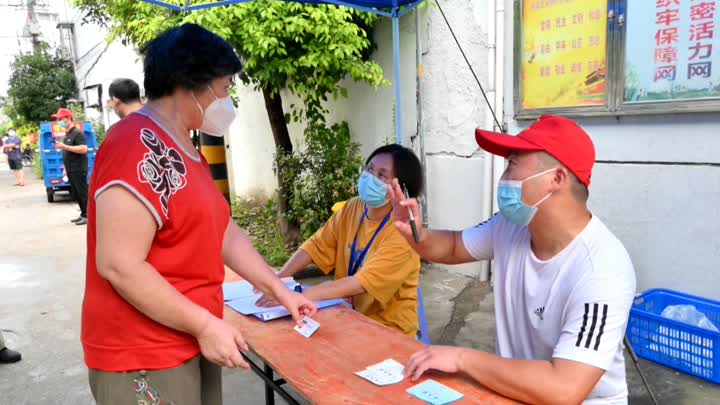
left=392, top=2, right=402, bottom=144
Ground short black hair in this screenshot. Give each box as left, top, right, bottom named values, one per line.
left=366, top=144, right=424, bottom=198
left=141, top=23, right=243, bottom=100
left=109, top=78, right=141, bottom=103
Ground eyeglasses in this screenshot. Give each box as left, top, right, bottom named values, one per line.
left=364, top=168, right=390, bottom=183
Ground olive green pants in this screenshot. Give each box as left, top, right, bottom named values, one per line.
left=88, top=355, right=222, bottom=405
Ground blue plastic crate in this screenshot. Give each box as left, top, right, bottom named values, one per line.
left=627, top=289, right=720, bottom=384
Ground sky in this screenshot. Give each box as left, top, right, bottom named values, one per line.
left=0, top=0, right=79, bottom=97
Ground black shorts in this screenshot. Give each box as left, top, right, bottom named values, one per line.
left=8, top=158, right=23, bottom=171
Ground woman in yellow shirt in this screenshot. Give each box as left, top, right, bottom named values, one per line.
left=258, top=144, right=423, bottom=337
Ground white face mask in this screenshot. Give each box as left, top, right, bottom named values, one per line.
left=8, top=131, right=16, bottom=137
left=193, top=86, right=237, bottom=137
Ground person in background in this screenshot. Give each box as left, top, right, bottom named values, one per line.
left=392, top=116, right=636, bottom=404
left=81, top=23, right=316, bottom=405
left=108, top=78, right=143, bottom=120
left=23, top=143, right=32, bottom=156
left=51, top=108, right=89, bottom=225
left=257, top=144, right=424, bottom=338
left=3, top=128, right=24, bottom=186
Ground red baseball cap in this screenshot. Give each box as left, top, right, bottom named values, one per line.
left=51, top=108, right=74, bottom=120
left=475, top=115, right=595, bottom=187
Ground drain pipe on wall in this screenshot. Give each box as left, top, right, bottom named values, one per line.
left=493, top=0, right=508, bottom=212
left=479, top=0, right=508, bottom=282
left=477, top=0, right=504, bottom=282
left=489, top=0, right=509, bottom=284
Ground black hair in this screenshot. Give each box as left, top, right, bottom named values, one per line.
left=140, top=23, right=243, bottom=100
left=109, top=78, right=141, bottom=103
left=365, top=144, right=424, bottom=198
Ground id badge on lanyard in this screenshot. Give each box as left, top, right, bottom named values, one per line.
left=349, top=208, right=391, bottom=278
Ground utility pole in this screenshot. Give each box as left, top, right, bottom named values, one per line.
left=26, top=0, right=41, bottom=54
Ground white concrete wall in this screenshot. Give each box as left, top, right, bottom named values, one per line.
left=73, top=37, right=145, bottom=129
left=418, top=0, right=500, bottom=278
left=226, top=86, right=282, bottom=200
left=67, top=7, right=144, bottom=129
left=501, top=1, right=720, bottom=300
left=228, top=11, right=421, bottom=198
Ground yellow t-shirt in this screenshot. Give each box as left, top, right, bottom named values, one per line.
left=301, top=197, right=420, bottom=337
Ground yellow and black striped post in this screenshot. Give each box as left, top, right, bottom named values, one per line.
left=199, top=132, right=230, bottom=202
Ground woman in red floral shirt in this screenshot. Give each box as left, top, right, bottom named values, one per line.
left=82, top=24, right=316, bottom=404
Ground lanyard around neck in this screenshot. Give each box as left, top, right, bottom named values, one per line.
left=349, top=207, right=391, bottom=277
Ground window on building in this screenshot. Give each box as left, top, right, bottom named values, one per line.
left=515, top=0, right=720, bottom=118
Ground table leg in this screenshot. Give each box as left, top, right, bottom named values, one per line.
left=264, top=362, right=275, bottom=405
left=242, top=352, right=299, bottom=405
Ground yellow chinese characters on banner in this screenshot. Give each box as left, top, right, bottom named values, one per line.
left=521, top=0, right=608, bottom=109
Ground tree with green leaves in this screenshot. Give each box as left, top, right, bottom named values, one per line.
left=73, top=0, right=385, bottom=243
left=5, top=45, right=77, bottom=126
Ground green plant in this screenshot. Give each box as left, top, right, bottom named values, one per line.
left=67, top=102, right=87, bottom=122
left=72, top=0, right=387, bottom=245
left=92, top=118, right=107, bottom=145
left=232, top=197, right=293, bottom=267
left=6, top=45, right=77, bottom=126
left=12, top=123, right=40, bottom=147
left=32, top=152, right=43, bottom=179
left=284, top=121, right=363, bottom=239
left=16, top=123, right=38, bottom=138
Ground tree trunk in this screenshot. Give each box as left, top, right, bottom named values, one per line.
left=262, top=84, right=301, bottom=246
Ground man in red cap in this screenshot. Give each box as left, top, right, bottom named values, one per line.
left=51, top=108, right=89, bottom=225
left=390, top=115, right=636, bottom=404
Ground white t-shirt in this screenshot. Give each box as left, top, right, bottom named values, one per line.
left=462, top=213, right=636, bottom=405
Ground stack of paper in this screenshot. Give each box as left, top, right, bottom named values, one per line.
left=222, top=278, right=296, bottom=301
left=223, top=279, right=346, bottom=321
left=355, top=359, right=406, bottom=386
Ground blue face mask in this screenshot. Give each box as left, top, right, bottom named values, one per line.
left=358, top=171, right=389, bottom=208
left=497, top=168, right=555, bottom=226
left=59, top=121, right=67, bottom=129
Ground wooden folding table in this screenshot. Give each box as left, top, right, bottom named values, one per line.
left=224, top=271, right=517, bottom=404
